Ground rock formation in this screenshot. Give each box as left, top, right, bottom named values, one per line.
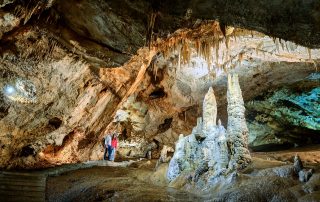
left=167, top=73, right=251, bottom=189
left=247, top=86, right=320, bottom=151
left=202, top=87, right=217, bottom=132
left=155, top=145, right=174, bottom=169
left=227, top=74, right=251, bottom=169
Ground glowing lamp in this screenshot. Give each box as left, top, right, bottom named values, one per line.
left=3, top=85, right=16, bottom=95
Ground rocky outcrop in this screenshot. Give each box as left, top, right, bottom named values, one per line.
left=167, top=73, right=251, bottom=189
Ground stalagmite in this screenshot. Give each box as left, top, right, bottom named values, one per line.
left=167, top=134, right=186, bottom=181
left=167, top=73, right=251, bottom=187
left=227, top=74, right=251, bottom=169
left=202, top=87, right=217, bottom=132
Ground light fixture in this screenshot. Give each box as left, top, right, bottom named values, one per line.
left=3, top=85, right=16, bottom=95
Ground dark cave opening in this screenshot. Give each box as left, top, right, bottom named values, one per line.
left=149, top=87, right=166, bottom=99
left=157, top=118, right=173, bottom=133
left=48, top=117, right=63, bottom=129
left=19, top=145, right=35, bottom=157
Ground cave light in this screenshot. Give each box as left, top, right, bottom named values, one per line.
left=3, top=85, right=16, bottom=96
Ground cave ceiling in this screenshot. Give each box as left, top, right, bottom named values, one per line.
left=1, top=0, right=320, bottom=66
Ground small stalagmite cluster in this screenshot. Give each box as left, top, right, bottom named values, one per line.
left=167, top=73, right=251, bottom=188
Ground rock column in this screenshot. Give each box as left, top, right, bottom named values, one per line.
left=227, top=74, right=251, bottom=169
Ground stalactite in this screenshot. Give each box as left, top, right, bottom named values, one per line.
left=146, top=12, right=157, bottom=48
left=177, top=49, right=181, bottom=71
left=275, top=38, right=280, bottom=53
left=238, top=52, right=244, bottom=67
left=181, top=40, right=191, bottom=64
left=285, top=41, right=290, bottom=52
left=308, top=48, right=312, bottom=60
left=24, top=2, right=41, bottom=24
left=280, top=39, right=285, bottom=51
left=215, top=38, right=220, bottom=64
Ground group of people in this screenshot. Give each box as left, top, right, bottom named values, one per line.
left=103, top=132, right=118, bottom=161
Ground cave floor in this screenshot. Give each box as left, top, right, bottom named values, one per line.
left=1, top=145, right=319, bottom=202
left=45, top=145, right=320, bottom=202
left=45, top=160, right=201, bottom=202
left=252, top=144, right=320, bottom=167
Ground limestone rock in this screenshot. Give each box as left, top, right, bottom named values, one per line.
left=167, top=74, right=250, bottom=188
left=303, top=173, right=320, bottom=193
left=0, top=12, right=20, bottom=39
left=159, top=145, right=174, bottom=163
left=294, top=154, right=303, bottom=173
left=246, top=87, right=320, bottom=151
left=227, top=74, right=251, bottom=169
left=299, top=169, right=313, bottom=183
left=0, top=0, right=14, bottom=8
left=202, top=87, right=217, bottom=132
left=167, top=134, right=186, bottom=181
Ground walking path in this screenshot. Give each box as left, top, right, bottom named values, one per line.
left=0, top=159, right=141, bottom=202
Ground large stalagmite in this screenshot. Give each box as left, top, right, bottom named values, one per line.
left=202, top=87, right=217, bottom=132
left=227, top=74, right=252, bottom=169
left=167, top=73, right=251, bottom=189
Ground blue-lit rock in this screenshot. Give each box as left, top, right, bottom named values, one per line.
left=247, top=87, right=320, bottom=151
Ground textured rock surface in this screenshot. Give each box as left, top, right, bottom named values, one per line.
left=202, top=87, right=217, bottom=132
left=167, top=74, right=251, bottom=189
left=0, top=0, right=14, bottom=8
left=0, top=26, right=157, bottom=168
left=247, top=86, right=320, bottom=151
left=227, top=74, right=251, bottom=169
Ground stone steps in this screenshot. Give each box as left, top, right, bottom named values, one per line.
left=0, top=172, right=46, bottom=202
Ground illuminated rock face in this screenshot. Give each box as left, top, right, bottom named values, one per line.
left=167, top=73, right=251, bottom=188
left=247, top=86, right=320, bottom=151
left=0, top=27, right=157, bottom=169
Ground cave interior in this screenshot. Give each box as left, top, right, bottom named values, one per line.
left=0, top=0, right=319, bottom=201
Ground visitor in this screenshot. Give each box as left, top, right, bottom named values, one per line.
left=109, top=133, right=118, bottom=161
left=103, top=133, right=112, bottom=160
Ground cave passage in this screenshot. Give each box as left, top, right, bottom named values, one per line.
left=0, top=1, right=319, bottom=201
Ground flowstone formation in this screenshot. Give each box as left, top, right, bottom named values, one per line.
left=167, top=74, right=251, bottom=190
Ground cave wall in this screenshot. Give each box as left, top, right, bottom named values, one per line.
left=0, top=26, right=157, bottom=168
left=247, top=84, right=320, bottom=151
